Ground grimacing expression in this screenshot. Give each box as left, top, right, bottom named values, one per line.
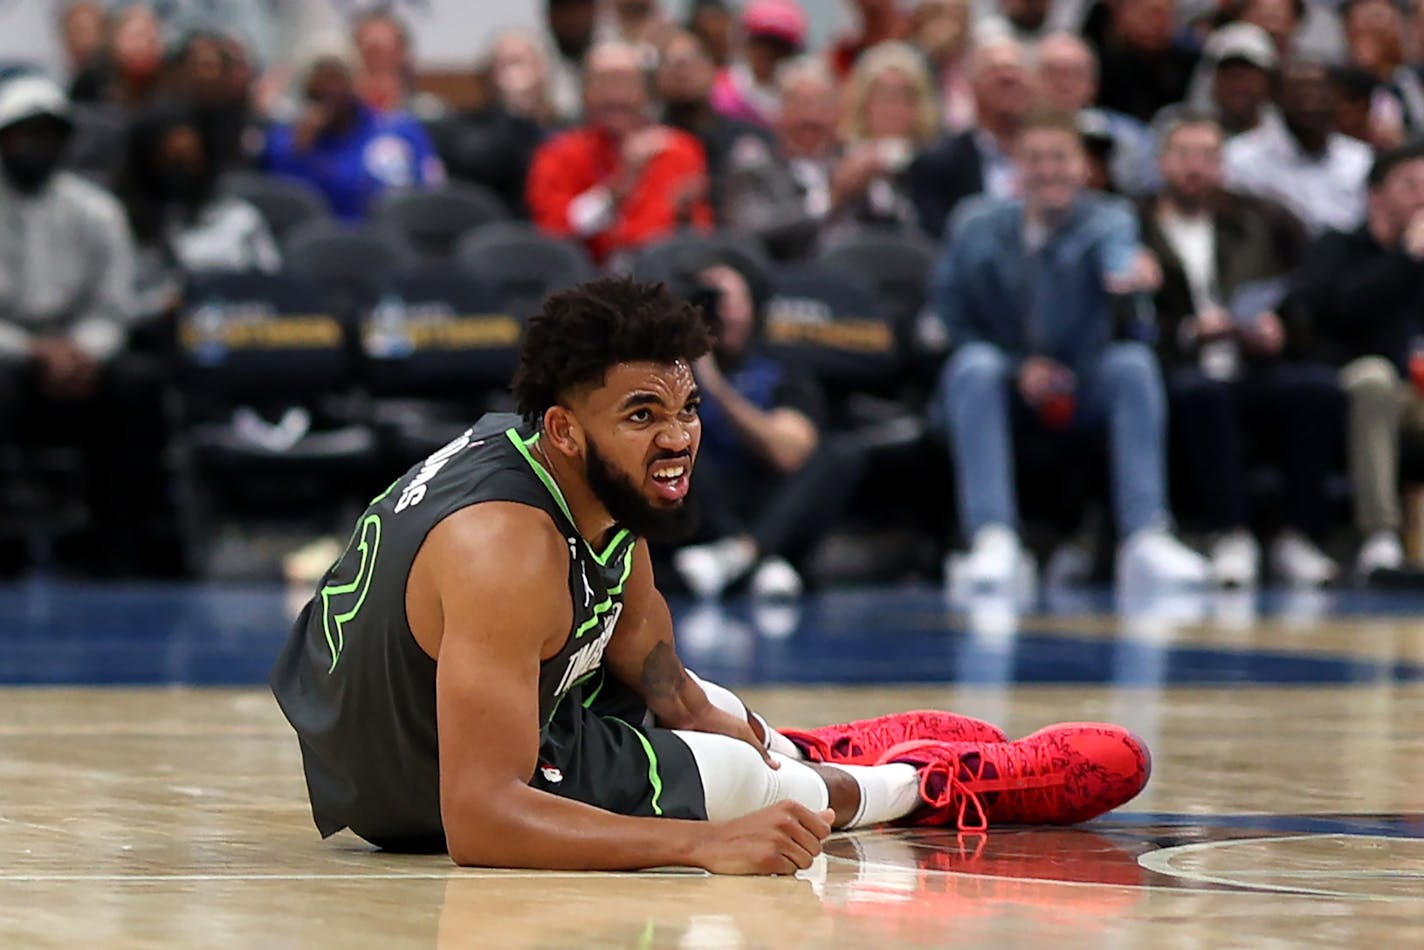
left=570, top=361, right=702, bottom=542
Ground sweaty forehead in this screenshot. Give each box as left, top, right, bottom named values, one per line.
left=583, top=361, right=696, bottom=412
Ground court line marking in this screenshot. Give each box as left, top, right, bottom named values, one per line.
left=1136, top=834, right=1424, bottom=902
left=0, top=870, right=711, bottom=883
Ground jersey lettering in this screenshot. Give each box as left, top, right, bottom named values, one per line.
left=394, top=433, right=475, bottom=512
left=555, top=602, right=622, bottom=697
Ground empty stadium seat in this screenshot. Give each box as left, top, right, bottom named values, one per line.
left=172, top=271, right=378, bottom=577
left=220, top=171, right=332, bottom=240
left=817, top=230, right=945, bottom=377
left=373, top=183, right=509, bottom=260
left=627, top=229, right=772, bottom=287
left=361, top=265, right=525, bottom=461
left=454, top=222, right=596, bottom=314
left=283, top=219, right=416, bottom=318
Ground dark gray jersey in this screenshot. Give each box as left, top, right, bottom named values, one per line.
left=269, top=413, right=638, bottom=844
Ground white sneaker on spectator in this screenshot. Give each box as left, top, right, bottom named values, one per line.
left=1356, top=530, right=1405, bottom=578
left=1117, top=528, right=1209, bottom=590
left=1209, top=530, right=1260, bottom=588
left=955, top=524, right=1028, bottom=592
left=750, top=557, right=803, bottom=600
left=673, top=537, right=756, bottom=599
left=1270, top=532, right=1338, bottom=587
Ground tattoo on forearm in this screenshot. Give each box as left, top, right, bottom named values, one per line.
left=639, top=642, right=686, bottom=704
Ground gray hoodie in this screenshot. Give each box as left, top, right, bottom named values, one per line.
left=0, top=76, right=136, bottom=361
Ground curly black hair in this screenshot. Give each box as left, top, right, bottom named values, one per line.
left=513, top=276, right=713, bottom=426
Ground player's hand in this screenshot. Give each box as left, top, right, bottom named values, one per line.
left=682, top=705, right=779, bottom=769
left=689, top=802, right=835, bottom=875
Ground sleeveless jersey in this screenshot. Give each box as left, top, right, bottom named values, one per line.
left=269, top=413, right=638, bottom=844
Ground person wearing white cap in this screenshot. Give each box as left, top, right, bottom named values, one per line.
left=1155, top=22, right=1279, bottom=144
left=0, top=75, right=169, bottom=576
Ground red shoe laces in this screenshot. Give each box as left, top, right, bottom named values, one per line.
left=921, top=742, right=1067, bottom=831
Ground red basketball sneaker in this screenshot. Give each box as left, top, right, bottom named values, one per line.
left=781, top=711, right=1008, bottom=766
left=877, top=723, right=1151, bottom=830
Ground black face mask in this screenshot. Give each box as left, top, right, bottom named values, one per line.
left=584, top=434, right=699, bottom=543
left=1, top=141, right=63, bottom=194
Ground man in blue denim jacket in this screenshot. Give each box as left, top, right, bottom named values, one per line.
left=932, top=108, right=1207, bottom=591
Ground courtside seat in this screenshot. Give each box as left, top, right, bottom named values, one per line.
left=373, top=183, right=509, bottom=261
left=454, top=222, right=596, bottom=316
left=220, top=171, right=331, bottom=241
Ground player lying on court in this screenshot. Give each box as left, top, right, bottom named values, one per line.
left=271, top=277, right=1150, bottom=874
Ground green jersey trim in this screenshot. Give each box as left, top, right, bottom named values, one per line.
left=608, top=716, right=664, bottom=816
left=320, top=514, right=382, bottom=673
left=505, top=428, right=632, bottom=567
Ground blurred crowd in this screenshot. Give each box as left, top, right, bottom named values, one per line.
left=3, top=0, right=1424, bottom=599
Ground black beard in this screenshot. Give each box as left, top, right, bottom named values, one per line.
left=585, top=435, right=699, bottom=543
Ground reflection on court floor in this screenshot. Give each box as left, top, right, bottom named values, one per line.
left=1, top=581, right=1421, bottom=946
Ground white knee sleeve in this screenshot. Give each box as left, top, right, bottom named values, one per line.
left=673, top=730, right=829, bottom=822
left=686, top=671, right=803, bottom=760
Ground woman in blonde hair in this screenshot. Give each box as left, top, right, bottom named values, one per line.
left=825, top=40, right=940, bottom=242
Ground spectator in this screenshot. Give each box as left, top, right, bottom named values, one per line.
left=526, top=41, right=712, bottom=265
left=172, top=31, right=255, bottom=171
left=261, top=40, right=444, bottom=221
left=604, top=0, right=673, bottom=68
left=932, top=108, right=1208, bottom=590
left=1343, top=0, right=1424, bottom=144
left=1223, top=58, right=1373, bottom=236
left=908, top=36, right=1034, bottom=239
left=824, top=41, right=938, bottom=243
left=831, top=0, right=911, bottom=79
left=487, top=30, right=555, bottom=128
left=1038, top=32, right=1154, bottom=194
left=710, top=0, right=808, bottom=128
left=116, top=105, right=280, bottom=319
left=1332, top=64, right=1386, bottom=146
left=977, top=0, right=1062, bottom=54
left=1164, top=23, right=1278, bottom=141
left=71, top=4, right=166, bottom=111
left=670, top=257, right=862, bottom=598
left=688, top=0, right=735, bottom=68
left=720, top=55, right=841, bottom=259
left=432, top=34, right=547, bottom=217
left=657, top=29, right=774, bottom=219
left=59, top=2, right=109, bottom=98
left=352, top=10, right=412, bottom=115
left=909, top=0, right=976, bottom=132
left=546, top=0, right=598, bottom=125
left=1296, top=143, right=1424, bottom=580
left=1239, top=0, right=1304, bottom=58
left=1090, top=0, right=1201, bottom=124
left=0, top=76, right=167, bottom=576
left=1141, top=114, right=1342, bottom=587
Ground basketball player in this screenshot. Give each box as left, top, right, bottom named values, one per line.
left=271, top=277, right=1150, bottom=872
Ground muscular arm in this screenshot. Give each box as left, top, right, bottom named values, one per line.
left=428, top=506, right=704, bottom=869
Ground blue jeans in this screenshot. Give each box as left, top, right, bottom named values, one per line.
left=936, top=341, right=1169, bottom=537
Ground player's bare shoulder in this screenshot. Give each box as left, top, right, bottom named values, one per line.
left=407, top=502, right=573, bottom=660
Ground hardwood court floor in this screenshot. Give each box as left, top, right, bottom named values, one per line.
left=1, top=584, right=1422, bottom=948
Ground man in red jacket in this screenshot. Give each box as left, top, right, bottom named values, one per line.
left=527, top=41, right=713, bottom=264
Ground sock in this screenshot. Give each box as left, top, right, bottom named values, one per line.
left=833, top=763, right=921, bottom=829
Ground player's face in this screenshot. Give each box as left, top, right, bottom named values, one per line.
left=577, top=361, right=702, bottom=540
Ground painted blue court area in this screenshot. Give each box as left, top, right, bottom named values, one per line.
left=1, top=580, right=1421, bottom=688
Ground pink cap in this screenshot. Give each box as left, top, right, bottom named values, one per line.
left=743, top=0, right=807, bottom=49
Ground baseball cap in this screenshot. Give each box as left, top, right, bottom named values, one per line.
left=1204, top=22, right=1277, bottom=71
left=0, top=74, right=72, bottom=133
left=743, top=0, right=808, bottom=50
